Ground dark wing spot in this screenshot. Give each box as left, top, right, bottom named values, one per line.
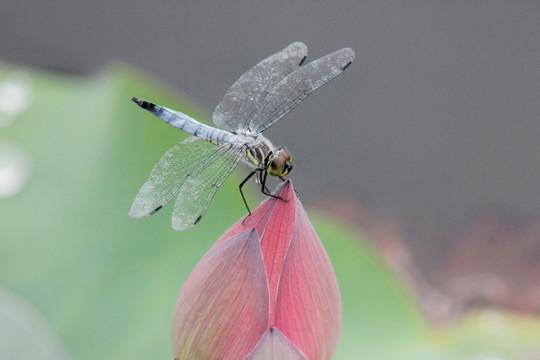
left=299, top=56, right=307, bottom=66
left=341, top=61, right=353, bottom=71
left=194, top=215, right=202, bottom=225
left=149, top=205, right=163, bottom=215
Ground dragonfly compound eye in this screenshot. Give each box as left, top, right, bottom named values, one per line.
left=279, top=148, right=292, bottom=162
left=268, top=156, right=285, bottom=176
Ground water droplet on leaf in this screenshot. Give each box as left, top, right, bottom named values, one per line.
left=0, top=140, right=32, bottom=198
left=0, top=71, right=32, bottom=127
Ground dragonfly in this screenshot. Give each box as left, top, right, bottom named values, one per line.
left=129, top=42, right=355, bottom=230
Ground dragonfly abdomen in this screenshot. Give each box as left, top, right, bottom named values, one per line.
left=132, top=97, right=230, bottom=144
left=132, top=97, right=274, bottom=170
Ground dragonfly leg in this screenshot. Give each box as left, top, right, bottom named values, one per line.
left=239, top=170, right=257, bottom=216
left=260, top=170, right=272, bottom=194
left=261, top=171, right=287, bottom=202
left=240, top=169, right=290, bottom=225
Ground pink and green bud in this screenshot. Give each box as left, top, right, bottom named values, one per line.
left=172, top=181, right=341, bottom=360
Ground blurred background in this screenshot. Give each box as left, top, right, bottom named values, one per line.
left=1, top=1, right=540, bottom=359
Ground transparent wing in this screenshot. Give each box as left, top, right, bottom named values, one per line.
left=213, top=42, right=308, bottom=132
left=248, top=47, right=356, bottom=134
left=171, top=143, right=244, bottom=230
left=129, top=137, right=237, bottom=220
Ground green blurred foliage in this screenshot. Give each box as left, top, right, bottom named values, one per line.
left=1, top=63, right=539, bottom=360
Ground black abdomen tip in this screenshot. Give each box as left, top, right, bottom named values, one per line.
left=131, top=97, right=155, bottom=110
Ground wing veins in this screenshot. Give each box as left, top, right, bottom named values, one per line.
left=244, top=47, right=355, bottom=133
left=172, top=143, right=246, bottom=229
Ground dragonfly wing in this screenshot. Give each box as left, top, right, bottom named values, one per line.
left=249, top=47, right=355, bottom=134
left=171, top=143, right=243, bottom=230
left=213, top=42, right=308, bottom=132
left=129, top=137, right=222, bottom=219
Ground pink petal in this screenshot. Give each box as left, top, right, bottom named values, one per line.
left=273, top=201, right=342, bottom=360
left=256, top=182, right=297, bottom=322
left=214, top=181, right=299, bottom=323
left=244, top=328, right=308, bottom=360
left=215, top=181, right=297, bottom=244
left=172, top=229, right=269, bottom=360
left=195, top=180, right=341, bottom=359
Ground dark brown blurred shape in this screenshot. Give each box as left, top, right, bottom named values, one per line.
left=314, top=196, right=540, bottom=323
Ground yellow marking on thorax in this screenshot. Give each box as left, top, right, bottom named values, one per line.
left=245, top=142, right=270, bottom=168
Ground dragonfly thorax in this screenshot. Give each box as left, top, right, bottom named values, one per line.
left=242, top=134, right=293, bottom=178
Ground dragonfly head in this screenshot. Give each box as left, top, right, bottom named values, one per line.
left=267, top=148, right=293, bottom=177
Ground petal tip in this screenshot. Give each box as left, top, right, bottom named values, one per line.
left=273, top=179, right=296, bottom=202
